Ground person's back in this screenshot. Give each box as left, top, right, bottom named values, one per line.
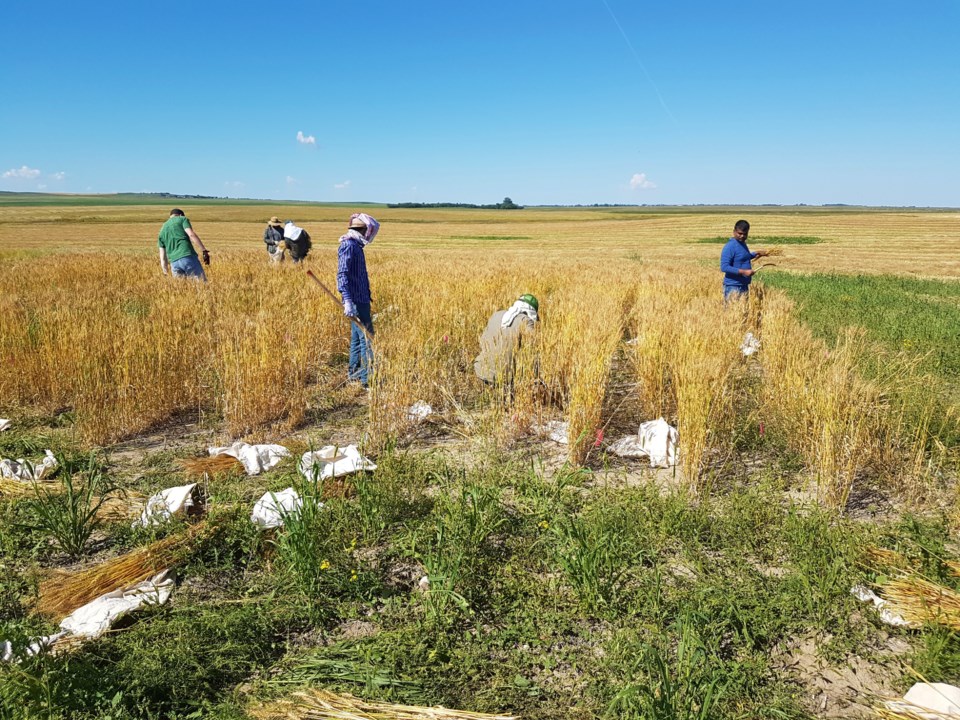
left=159, top=214, right=197, bottom=264
left=474, top=303, right=537, bottom=384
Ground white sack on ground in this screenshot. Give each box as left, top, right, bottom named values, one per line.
left=208, top=442, right=290, bottom=476
left=0, top=450, right=58, bottom=482
left=60, top=571, right=174, bottom=639
left=741, top=332, right=761, bottom=357
left=298, top=446, right=376, bottom=481
left=250, top=487, right=319, bottom=529
left=407, top=401, right=433, bottom=422
left=532, top=421, right=569, bottom=445
left=135, top=483, right=198, bottom=527
left=0, top=419, right=10, bottom=432
left=885, top=682, right=960, bottom=718
left=609, top=418, right=679, bottom=468
left=2, top=571, right=173, bottom=661
left=850, top=585, right=914, bottom=628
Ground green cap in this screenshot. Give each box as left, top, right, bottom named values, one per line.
left=519, top=293, right=539, bottom=312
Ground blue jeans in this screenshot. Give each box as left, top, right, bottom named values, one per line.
left=171, top=255, right=207, bottom=281
left=723, top=284, right=748, bottom=302
left=348, top=303, right=374, bottom=386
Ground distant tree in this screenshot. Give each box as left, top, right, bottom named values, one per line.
left=498, top=197, right=521, bottom=210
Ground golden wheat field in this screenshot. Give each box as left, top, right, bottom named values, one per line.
left=1, top=202, right=958, bottom=505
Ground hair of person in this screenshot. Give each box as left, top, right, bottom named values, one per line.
left=734, top=219, right=750, bottom=232
left=170, top=208, right=185, bottom=216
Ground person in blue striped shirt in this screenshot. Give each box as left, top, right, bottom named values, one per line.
left=337, top=213, right=380, bottom=387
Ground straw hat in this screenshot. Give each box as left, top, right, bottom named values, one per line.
left=349, top=215, right=367, bottom=230
left=268, top=216, right=282, bottom=227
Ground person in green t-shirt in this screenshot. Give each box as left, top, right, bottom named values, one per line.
left=158, top=208, right=210, bottom=281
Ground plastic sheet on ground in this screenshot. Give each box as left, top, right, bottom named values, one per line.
left=134, top=483, right=198, bottom=527
left=250, top=487, right=322, bottom=529
left=208, top=442, right=290, bottom=476
left=0, top=419, right=10, bottom=432
left=0, top=449, right=58, bottom=482
left=741, top=331, right=761, bottom=357
left=1, top=571, right=173, bottom=662
left=407, top=401, right=433, bottom=422
left=608, top=418, right=679, bottom=468
left=850, top=584, right=914, bottom=628
left=885, top=682, right=960, bottom=718
left=298, top=445, right=376, bottom=481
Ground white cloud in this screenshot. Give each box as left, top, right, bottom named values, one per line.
left=37, top=183, right=47, bottom=190
left=224, top=180, right=244, bottom=188
left=50, top=171, right=66, bottom=181
left=334, top=180, right=351, bottom=190
left=3, top=165, right=41, bottom=179
left=286, top=176, right=297, bottom=185
left=629, top=172, right=657, bottom=190
left=296, top=131, right=316, bottom=145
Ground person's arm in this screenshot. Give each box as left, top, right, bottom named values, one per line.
left=185, top=227, right=207, bottom=253
left=159, top=246, right=169, bottom=275
left=751, top=249, right=769, bottom=258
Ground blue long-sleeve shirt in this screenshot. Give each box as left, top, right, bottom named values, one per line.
left=720, top=238, right=757, bottom=289
left=337, top=237, right=371, bottom=305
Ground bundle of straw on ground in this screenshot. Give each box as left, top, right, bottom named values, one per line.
left=36, top=521, right=209, bottom=619
left=180, top=454, right=245, bottom=478
left=881, top=576, right=960, bottom=630
left=0, top=478, right=34, bottom=497
left=862, top=545, right=914, bottom=572
left=251, top=689, right=519, bottom=720
left=873, top=707, right=938, bottom=719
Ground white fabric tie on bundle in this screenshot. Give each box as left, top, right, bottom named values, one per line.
left=608, top=418, right=679, bottom=468
left=850, top=585, right=914, bottom=628
left=500, top=300, right=538, bottom=329
left=208, top=442, right=290, bottom=476
left=135, top=483, right=197, bottom=527
left=250, top=488, right=319, bottom=529
left=299, top=445, right=377, bottom=481
left=0, top=419, right=10, bottom=432
left=0, top=449, right=58, bottom=482
left=283, top=222, right=304, bottom=241
left=1, top=571, right=174, bottom=661
left=885, top=682, right=960, bottom=718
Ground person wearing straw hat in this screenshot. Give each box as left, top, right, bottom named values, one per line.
left=263, top=216, right=286, bottom=262
left=337, top=212, right=380, bottom=387
left=720, top=219, right=770, bottom=301
left=474, top=294, right=539, bottom=385
left=158, top=208, right=209, bottom=281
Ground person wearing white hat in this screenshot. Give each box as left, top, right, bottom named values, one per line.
left=337, top=213, right=380, bottom=387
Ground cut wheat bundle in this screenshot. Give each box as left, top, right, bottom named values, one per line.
left=180, top=454, right=244, bottom=478
left=862, top=545, right=914, bottom=572
left=882, top=576, right=960, bottom=631
left=251, top=689, right=518, bottom=720
left=36, top=521, right=209, bottom=619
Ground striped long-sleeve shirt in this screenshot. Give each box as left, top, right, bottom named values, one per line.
left=337, top=237, right=371, bottom=305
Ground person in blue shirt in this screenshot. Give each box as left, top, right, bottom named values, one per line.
left=719, top=219, right=770, bottom=301
left=337, top=213, right=380, bottom=388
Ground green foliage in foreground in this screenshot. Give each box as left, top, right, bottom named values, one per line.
left=696, top=235, right=825, bottom=244
left=3, top=443, right=958, bottom=720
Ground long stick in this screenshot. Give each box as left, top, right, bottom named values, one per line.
left=305, top=270, right=375, bottom=343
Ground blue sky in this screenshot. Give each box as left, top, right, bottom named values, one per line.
left=2, top=1, right=958, bottom=206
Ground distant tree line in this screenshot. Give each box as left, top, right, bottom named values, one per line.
left=388, top=197, right=522, bottom=210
